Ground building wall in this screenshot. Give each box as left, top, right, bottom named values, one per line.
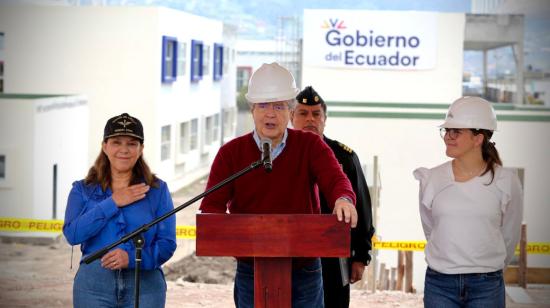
left=324, top=106, right=550, bottom=289
left=0, top=6, right=236, bottom=192
left=221, top=24, right=238, bottom=144
left=33, top=96, right=89, bottom=219
left=0, top=6, right=159, bottom=161
left=0, top=95, right=88, bottom=220
left=301, top=9, right=550, bottom=288
left=235, top=40, right=280, bottom=72
left=0, top=98, right=35, bottom=218
left=154, top=7, right=226, bottom=187
left=235, top=40, right=273, bottom=94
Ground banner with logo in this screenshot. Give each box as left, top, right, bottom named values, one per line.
left=303, top=9, right=438, bottom=70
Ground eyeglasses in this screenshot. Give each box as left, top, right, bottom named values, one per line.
left=440, top=128, right=463, bottom=139
left=255, top=102, right=289, bottom=112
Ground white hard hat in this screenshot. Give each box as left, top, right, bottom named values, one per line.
left=245, top=62, right=299, bottom=103
left=440, top=96, right=497, bottom=131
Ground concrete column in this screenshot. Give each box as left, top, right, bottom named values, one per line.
left=483, top=49, right=488, bottom=99
left=514, top=42, right=525, bottom=105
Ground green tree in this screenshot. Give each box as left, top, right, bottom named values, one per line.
left=236, top=85, right=250, bottom=111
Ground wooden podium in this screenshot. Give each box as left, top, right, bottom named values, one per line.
left=196, top=214, right=350, bottom=308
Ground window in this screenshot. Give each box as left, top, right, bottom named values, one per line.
left=191, top=40, right=203, bottom=82
left=190, top=119, right=198, bottom=150
left=223, top=108, right=235, bottom=138
left=202, top=44, right=210, bottom=76
left=161, top=125, right=171, bottom=161
left=237, top=67, right=252, bottom=91
left=203, top=114, right=220, bottom=145
left=213, top=114, right=220, bottom=142
left=205, top=116, right=213, bottom=145
left=223, top=109, right=230, bottom=138
left=0, top=155, right=5, bottom=179
left=213, top=43, right=223, bottom=81
left=179, top=122, right=189, bottom=154
left=161, top=36, right=178, bottom=83
left=177, top=42, right=187, bottom=76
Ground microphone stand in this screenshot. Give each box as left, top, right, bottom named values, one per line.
left=82, top=158, right=265, bottom=308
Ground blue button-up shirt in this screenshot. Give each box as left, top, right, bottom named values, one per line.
left=253, top=128, right=288, bottom=160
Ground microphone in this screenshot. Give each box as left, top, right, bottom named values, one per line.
left=260, top=138, right=272, bottom=173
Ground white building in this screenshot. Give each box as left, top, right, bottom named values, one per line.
left=235, top=39, right=302, bottom=91
left=302, top=9, right=550, bottom=290
left=0, top=5, right=237, bottom=195
left=235, top=40, right=282, bottom=91
left=0, top=94, right=88, bottom=221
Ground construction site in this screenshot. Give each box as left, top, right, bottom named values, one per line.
left=1, top=178, right=549, bottom=307
left=1, top=1, right=550, bottom=307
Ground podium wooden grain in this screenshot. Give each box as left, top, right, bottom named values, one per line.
left=196, top=214, right=350, bottom=308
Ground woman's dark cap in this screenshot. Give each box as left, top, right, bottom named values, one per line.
left=103, top=113, right=144, bottom=143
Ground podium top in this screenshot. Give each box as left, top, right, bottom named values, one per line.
left=196, top=214, right=350, bottom=258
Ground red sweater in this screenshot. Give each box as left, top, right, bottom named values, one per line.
left=200, top=129, right=355, bottom=214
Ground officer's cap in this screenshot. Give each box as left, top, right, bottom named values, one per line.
left=296, top=86, right=324, bottom=106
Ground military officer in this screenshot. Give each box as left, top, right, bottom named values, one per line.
left=291, top=86, right=375, bottom=308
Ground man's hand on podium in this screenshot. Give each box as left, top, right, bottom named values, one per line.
left=333, top=197, right=358, bottom=228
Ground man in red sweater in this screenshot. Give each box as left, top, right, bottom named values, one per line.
left=200, top=62, right=357, bottom=308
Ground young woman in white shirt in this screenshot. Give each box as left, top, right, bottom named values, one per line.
left=414, top=96, right=523, bottom=308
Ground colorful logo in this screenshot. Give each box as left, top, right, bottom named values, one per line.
left=322, top=18, right=346, bottom=30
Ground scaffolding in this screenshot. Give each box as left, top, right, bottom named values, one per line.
left=276, top=16, right=302, bottom=88
left=464, top=14, right=525, bottom=105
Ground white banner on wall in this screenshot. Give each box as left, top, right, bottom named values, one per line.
left=303, top=10, right=438, bottom=70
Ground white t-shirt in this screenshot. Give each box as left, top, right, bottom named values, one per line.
left=413, top=161, right=523, bottom=274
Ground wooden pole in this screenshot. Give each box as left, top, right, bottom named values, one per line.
left=378, top=262, right=386, bottom=291
left=390, top=268, right=397, bottom=290
left=367, top=255, right=376, bottom=293
left=368, top=156, right=380, bottom=293
left=396, top=250, right=404, bottom=291
left=357, top=265, right=367, bottom=289
left=405, top=251, right=413, bottom=293
left=384, top=268, right=390, bottom=290
left=518, top=223, right=527, bottom=288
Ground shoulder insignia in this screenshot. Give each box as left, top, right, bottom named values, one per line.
left=338, top=142, right=353, bottom=154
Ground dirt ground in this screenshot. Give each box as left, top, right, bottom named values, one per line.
left=0, top=178, right=548, bottom=307
left=2, top=240, right=549, bottom=308
left=0, top=239, right=425, bottom=308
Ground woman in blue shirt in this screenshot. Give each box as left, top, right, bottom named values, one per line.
left=63, top=113, right=177, bottom=308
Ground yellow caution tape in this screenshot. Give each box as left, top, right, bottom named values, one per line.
left=373, top=240, right=427, bottom=251
left=0, top=217, right=64, bottom=233
left=175, top=226, right=196, bottom=239
left=1, top=217, right=548, bottom=254
left=516, top=242, right=550, bottom=255
left=372, top=240, right=550, bottom=255
left=0, top=217, right=196, bottom=239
